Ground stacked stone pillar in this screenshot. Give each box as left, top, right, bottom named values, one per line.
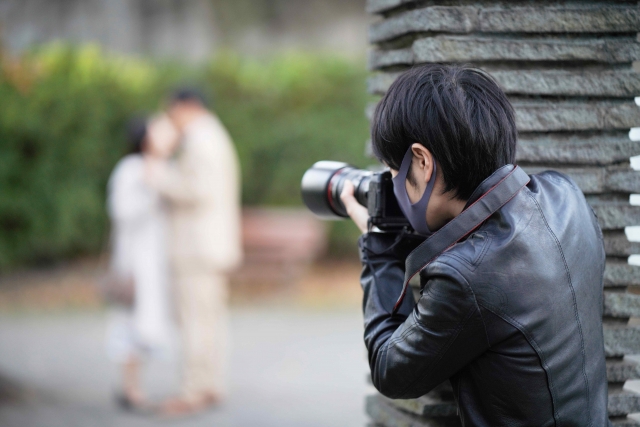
left=365, top=1, right=640, bottom=425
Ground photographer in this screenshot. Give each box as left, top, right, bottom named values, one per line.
left=340, top=65, right=610, bottom=425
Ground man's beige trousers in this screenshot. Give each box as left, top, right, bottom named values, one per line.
left=173, top=264, right=228, bottom=401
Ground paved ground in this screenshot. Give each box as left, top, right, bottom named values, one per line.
left=0, top=306, right=372, bottom=427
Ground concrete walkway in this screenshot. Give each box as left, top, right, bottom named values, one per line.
left=0, top=307, right=372, bottom=427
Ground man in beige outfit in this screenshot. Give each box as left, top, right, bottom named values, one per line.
left=145, top=89, right=242, bottom=416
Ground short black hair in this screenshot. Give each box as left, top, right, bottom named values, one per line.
left=371, top=64, right=517, bottom=201
left=126, top=116, right=148, bottom=154
left=170, top=87, right=209, bottom=108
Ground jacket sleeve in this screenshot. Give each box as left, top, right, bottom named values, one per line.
left=359, top=232, right=490, bottom=399
left=151, top=137, right=218, bottom=206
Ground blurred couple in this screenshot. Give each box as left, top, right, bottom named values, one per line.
left=105, top=89, right=243, bottom=416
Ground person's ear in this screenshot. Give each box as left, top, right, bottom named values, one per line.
left=410, top=143, right=434, bottom=184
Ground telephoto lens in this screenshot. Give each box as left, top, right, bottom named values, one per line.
left=300, top=161, right=372, bottom=219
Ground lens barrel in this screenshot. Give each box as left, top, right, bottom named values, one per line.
left=301, top=161, right=372, bottom=219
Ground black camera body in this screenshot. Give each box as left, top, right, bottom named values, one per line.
left=300, top=161, right=410, bottom=231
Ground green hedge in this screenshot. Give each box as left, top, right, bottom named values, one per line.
left=0, top=45, right=372, bottom=270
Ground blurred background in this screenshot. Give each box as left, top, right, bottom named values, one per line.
left=0, top=1, right=375, bottom=426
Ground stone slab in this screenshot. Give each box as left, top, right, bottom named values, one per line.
left=366, top=0, right=411, bottom=14
left=366, top=394, right=461, bottom=427
left=369, top=36, right=640, bottom=69
left=377, top=381, right=456, bottom=418
left=413, top=36, right=640, bottom=64
left=592, top=203, right=640, bottom=230
left=513, top=100, right=640, bottom=132
left=604, top=260, right=640, bottom=287
left=381, top=397, right=457, bottom=418
left=604, top=324, right=640, bottom=357
left=366, top=102, right=377, bottom=121
left=370, top=6, right=640, bottom=43
left=603, top=231, right=640, bottom=257
left=369, top=48, right=414, bottom=70
left=369, top=69, right=640, bottom=98
left=517, top=133, right=640, bottom=166
left=606, top=169, right=640, bottom=194
left=607, top=359, right=640, bottom=383
left=522, top=166, right=640, bottom=195
left=369, top=6, right=476, bottom=43
left=609, top=387, right=640, bottom=417
left=480, top=6, right=640, bottom=34
left=493, top=69, right=640, bottom=98
left=367, top=72, right=402, bottom=95
left=605, top=292, right=640, bottom=318
left=366, top=99, right=640, bottom=133
left=611, top=416, right=640, bottom=427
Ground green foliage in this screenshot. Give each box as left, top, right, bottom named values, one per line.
left=0, top=45, right=371, bottom=270
left=206, top=51, right=372, bottom=205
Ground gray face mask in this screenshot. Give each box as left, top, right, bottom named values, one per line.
left=391, top=147, right=437, bottom=236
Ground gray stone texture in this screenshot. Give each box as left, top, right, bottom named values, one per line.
left=368, top=48, right=414, bottom=70
left=365, top=99, right=640, bottom=132
left=412, top=36, right=640, bottom=64
left=366, top=102, right=377, bottom=121
left=366, top=1, right=640, bottom=424
left=604, top=292, right=640, bottom=318
left=604, top=325, right=640, bottom=357
left=612, top=417, right=640, bottom=427
left=366, top=395, right=461, bottom=427
left=493, top=70, right=640, bottom=98
left=513, top=100, right=640, bottom=132
left=480, top=5, right=639, bottom=34
left=369, top=70, right=640, bottom=98
left=369, top=6, right=476, bottom=43
left=604, top=261, right=640, bottom=287
left=606, top=359, right=640, bottom=383
left=370, top=6, right=640, bottom=43
left=379, top=387, right=457, bottom=418
left=608, top=169, right=640, bottom=193
left=592, top=203, right=640, bottom=231
left=516, top=133, right=639, bottom=166
left=380, top=396, right=457, bottom=418
left=603, top=232, right=640, bottom=257
left=609, top=388, right=640, bottom=417
left=367, top=72, right=403, bottom=95
left=369, top=36, right=640, bottom=69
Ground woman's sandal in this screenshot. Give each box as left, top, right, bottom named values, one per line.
left=159, top=392, right=221, bottom=418
left=115, top=392, right=154, bottom=415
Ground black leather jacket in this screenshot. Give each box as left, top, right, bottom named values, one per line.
left=359, top=165, right=609, bottom=426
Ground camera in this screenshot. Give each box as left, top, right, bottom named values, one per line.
left=300, top=161, right=410, bottom=231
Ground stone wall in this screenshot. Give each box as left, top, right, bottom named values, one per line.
left=365, top=1, right=640, bottom=425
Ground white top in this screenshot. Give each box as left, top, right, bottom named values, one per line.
left=106, top=154, right=172, bottom=359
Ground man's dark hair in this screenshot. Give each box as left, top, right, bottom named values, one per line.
left=170, top=87, right=209, bottom=108
left=126, top=116, right=148, bottom=154
left=371, top=64, right=517, bottom=201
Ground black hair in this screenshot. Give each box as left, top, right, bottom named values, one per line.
left=126, top=117, right=148, bottom=154
left=170, top=87, right=209, bottom=108
left=371, top=64, right=517, bottom=201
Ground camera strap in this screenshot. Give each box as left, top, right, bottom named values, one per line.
left=392, top=165, right=531, bottom=315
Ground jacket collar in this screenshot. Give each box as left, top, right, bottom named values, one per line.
left=464, top=164, right=516, bottom=209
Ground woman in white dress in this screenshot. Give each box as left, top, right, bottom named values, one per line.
left=105, top=116, right=178, bottom=409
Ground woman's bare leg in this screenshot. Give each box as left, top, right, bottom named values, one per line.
left=123, top=355, right=146, bottom=405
